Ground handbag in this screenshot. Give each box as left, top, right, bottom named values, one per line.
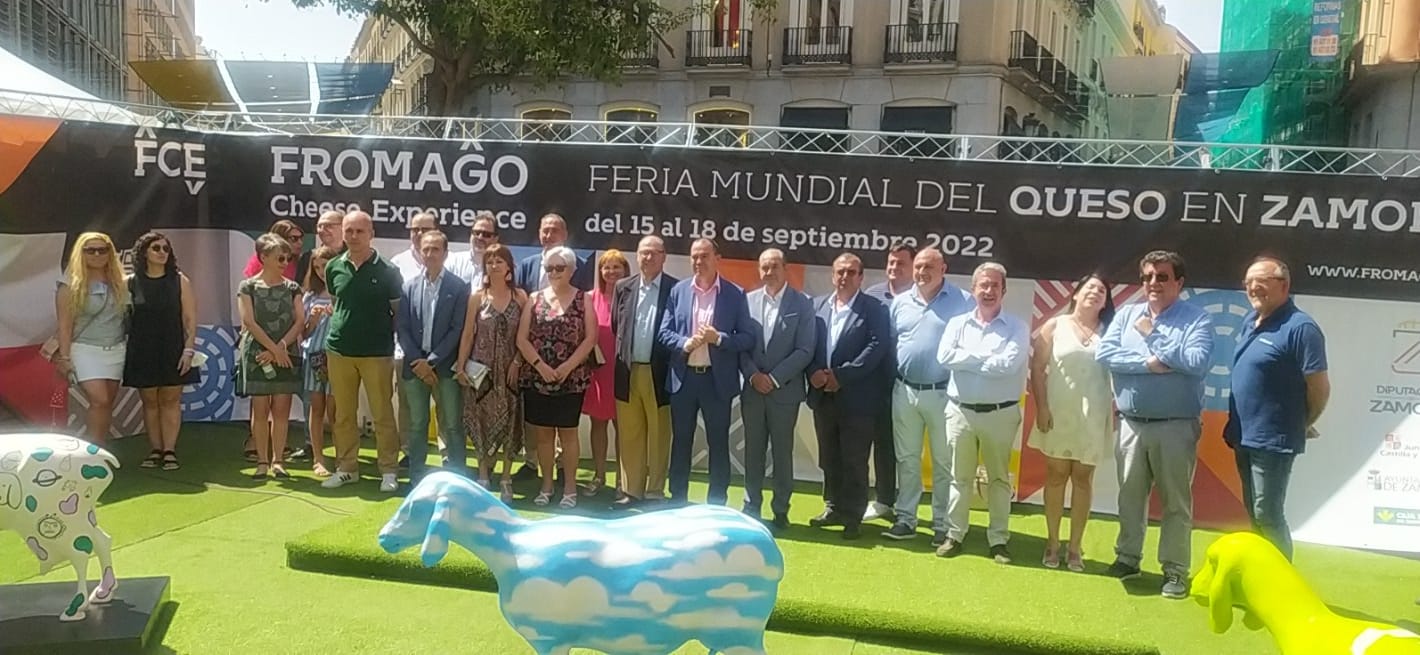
left=591, top=344, right=606, bottom=368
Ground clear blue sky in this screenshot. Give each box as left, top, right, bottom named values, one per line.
left=195, top=0, right=1225, bottom=62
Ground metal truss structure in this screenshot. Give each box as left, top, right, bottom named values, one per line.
left=6, top=88, right=1420, bottom=178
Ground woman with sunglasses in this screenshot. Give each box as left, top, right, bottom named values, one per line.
left=125, top=232, right=198, bottom=471
left=53, top=232, right=130, bottom=446
left=515, top=246, right=598, bottom=508
left=235, top=234, right=305, bottom=480
left=242, top=219, right=305, bottom=281
left=240, top=220, right=303, bottom=462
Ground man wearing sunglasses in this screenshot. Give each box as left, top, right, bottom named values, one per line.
left=446, top=211, right=500, bottom=289
left=1097, top=250, right=1215, bottom=600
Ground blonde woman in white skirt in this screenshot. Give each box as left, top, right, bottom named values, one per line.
left=52, top=232, right=131, bottom=446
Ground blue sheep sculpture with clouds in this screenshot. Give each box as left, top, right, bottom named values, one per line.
left=380, top=471, right=784, bottom=655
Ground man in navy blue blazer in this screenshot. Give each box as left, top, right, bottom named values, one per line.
left=808, top=253, right=890, bottom=539
left=657, top=238, right=755, bottom=506
left=395, top=230, right=470, bottom=487
left=515, top=213, right=594, bottom=294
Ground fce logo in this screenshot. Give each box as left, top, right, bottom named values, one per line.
left=133, top=126, right=206, bottom=196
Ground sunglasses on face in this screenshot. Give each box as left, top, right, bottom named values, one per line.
left=275, top=255, right=293, bottom=264
left=472, top=230, right=496, bottom=239
left=150, top=243, right=171, bottom=253
left=1141, top=273, right=1173, bottom=283
left=285, top=235, right=304, bottom=244
left=543, top=264, right=568, bottom=274
left=82, top=246, right=110, bottom=256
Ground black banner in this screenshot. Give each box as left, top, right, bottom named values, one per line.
left=4, top=118, right=1420, bottom=300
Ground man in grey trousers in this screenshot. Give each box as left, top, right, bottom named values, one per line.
left=1096, top=250, right=1215, bottom=600
left=739, top=248, right=816, bottom=530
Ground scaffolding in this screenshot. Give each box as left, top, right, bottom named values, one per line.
left=1218, top=0, right=1359, bottom=147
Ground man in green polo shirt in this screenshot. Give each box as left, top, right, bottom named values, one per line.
left=321, top=210, right=405, bottom=492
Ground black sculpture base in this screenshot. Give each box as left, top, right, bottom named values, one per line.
left=0, top=576, right=173, bottom=655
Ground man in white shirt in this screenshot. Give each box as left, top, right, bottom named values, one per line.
left=935, top=262, right=1030, bottom=564
left=445, top=211, right=500, bottom=289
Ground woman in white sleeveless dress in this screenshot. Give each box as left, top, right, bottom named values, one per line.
left=1027, top=274, right=1115, bottom=572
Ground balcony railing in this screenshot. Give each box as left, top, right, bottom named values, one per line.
left=1009, top=30, right=1088, bottom=114
left=686, top=29, right=753, bottom=67
left=621, top=38, right=659, bottom=68
left=782, top=26, right=852, bottom=65
left=884, top=22, right=958, bottom=64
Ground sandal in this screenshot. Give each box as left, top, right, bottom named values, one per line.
left=1042, top=543, right=1061, bottom=569
left=141, top=449, right=162, bottom=468
left=312, top=460, right=332, bottom=478
left=252, top=462, right=270, bottom=481
left=559, top=493, right=578, bottom=509
left=581, top=476, right=603, bottom=497
left=272, top=463, right=291, bottom=480
left=500, top=480, right=514, bottom=504
left=1067, top=550, right=1085, bottom=573
left=533, top=491, right=552, bottom=506
left=160, top=450, right=180, bottom=471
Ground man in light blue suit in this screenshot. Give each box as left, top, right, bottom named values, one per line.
left=658, top=238, right=755, bottom=506
left=395, top=230, right=470, bottom=487
left=739, top=248, right=816, bottom=529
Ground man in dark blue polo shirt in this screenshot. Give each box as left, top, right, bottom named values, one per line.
left=1224, top=256, right=1330, bottom=561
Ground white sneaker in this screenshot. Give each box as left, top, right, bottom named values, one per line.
left=321, top=471, right=357, bottom=489
left=863, top=501, right=893, bottom=522
left=380, top=474, right=399, bottom=493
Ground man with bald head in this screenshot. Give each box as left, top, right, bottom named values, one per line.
left=321, top=210, right=405, bottom=493
left=739, top=248, right=815, bottom=529
left=884, top=248, right=974, bottom=544
left=611, top=235, right=679, bottom=508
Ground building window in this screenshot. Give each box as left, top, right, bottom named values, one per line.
left=880, top=105, right=954, bottom=156
left=604, top=106, right=659, bottom=144
left=693, top=107, right=751, bottom=147
left=521, top=107, right=573, bottom=141
left=781, top=106, right=850, bottom=152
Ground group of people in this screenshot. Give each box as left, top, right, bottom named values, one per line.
left=51, top=208, right=1330, bottom=601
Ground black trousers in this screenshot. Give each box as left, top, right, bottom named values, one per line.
left=871, top=403, right=897, bottom=506
left=813, top=395, right=873, bottom=527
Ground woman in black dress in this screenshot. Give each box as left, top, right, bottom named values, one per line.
left=124, top=232, right=198, bottom=470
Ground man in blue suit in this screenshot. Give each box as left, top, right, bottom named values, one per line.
left=395, top=230, right=470, bottom=487
left=516, top=213, right=593, bottom=293
left=739, top=248, right=816, bottom=529
left=808, top=253, right=890, bottom=539
left=657, top=238, right=755, bottom=506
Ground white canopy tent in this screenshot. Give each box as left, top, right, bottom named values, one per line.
left=0, top=45, right=148, bottom=125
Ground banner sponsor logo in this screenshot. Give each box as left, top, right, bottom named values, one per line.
left=1373, top=507, right=1420, bottom=527
left=1381, top=432, right=1420, bottom=460
left=1366, top=469, right=1420, bottom=494
left=133, top=126, right=206, bottom=196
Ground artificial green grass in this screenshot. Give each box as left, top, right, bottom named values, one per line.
left=287, top=474, right=1420, bottom=655
left=0, top=425, right=962, bottom=654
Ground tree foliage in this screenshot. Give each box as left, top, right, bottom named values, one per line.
left=292, top=0, right=776, bottom=116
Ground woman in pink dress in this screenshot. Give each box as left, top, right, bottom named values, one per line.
left=581, top=249, right=628, bottom=496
